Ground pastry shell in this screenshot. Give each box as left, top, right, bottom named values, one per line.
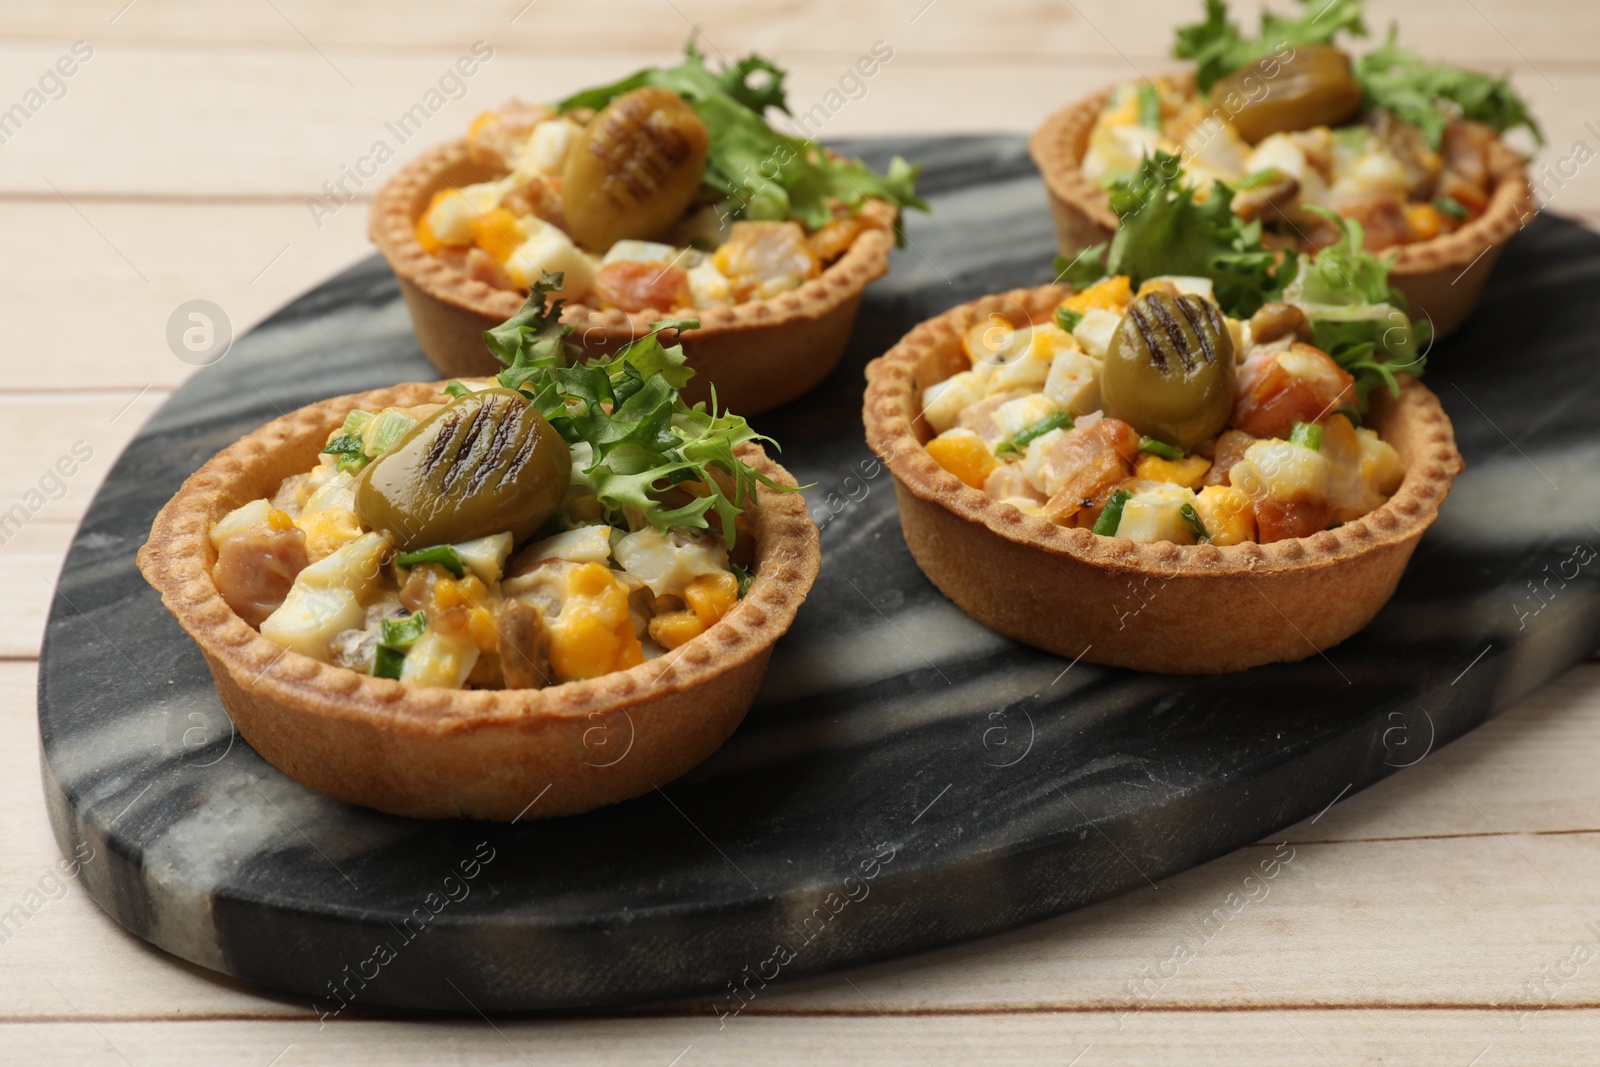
left=137, top=382, right=820, bottom=820
left=369, top=140, right=894, bottom=416
left=862, top=285, right=1463, bottom=675
left=1029, top=76, right=1534, bottom=340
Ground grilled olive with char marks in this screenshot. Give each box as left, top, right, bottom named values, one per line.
left=354, top=388, right=571, bottom=552
left=563, top=86, right=710, bottom=252
left=1101, top=292, right=1236, bottom=450
left=1212, top=45, right=1364, bottom=145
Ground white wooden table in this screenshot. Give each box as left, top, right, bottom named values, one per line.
left=2, top=2, right=1596, bottom=1062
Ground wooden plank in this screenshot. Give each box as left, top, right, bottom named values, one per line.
left=0, top=519, right=74, bottom=658
left=3, top=0, right=1596, bottom=64
left=0, top=41, right=1592, bottom=213
left=2, top=1010, right=1597, bottom=1066
left=5, top=657, right=1600, bottom=1019
left=0, top=200, right=374, bottom=391
left=0, top=392, right=162, bottom=525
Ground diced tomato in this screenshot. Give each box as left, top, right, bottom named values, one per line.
left=1232, top=344, right=1355, bottom=440
left=594, top=260, right=692, bottom=313
left=1253, top=496, right=1332, bottom=544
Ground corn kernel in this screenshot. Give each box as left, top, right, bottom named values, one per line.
left=1061, top=275, right=1131, bottom=315
left=467, top=607, right=499, bottom=652
left=569, top=562, right=615, bottom=599
left=684, top=572, right=739, bottom=627
left=649, top=609, right=706, bottom=650
left=1193, top=485, right=1257, bottom=546
left=1406, top=203, right=1445, bottom=242
left=1134, top=453, right=1213, bottom=490
left=266, top=507, right=296, bottom=532
left=925, top=433, right=998, bottom=490
left=471, top=208, right=527, bottom=263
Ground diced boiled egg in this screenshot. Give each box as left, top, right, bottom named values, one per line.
left=613, top=527, right=729, bottom=598
left=1115, top=481, right=1201, bottom=544
left=424, top=179, right=514, bottom=246
left=1072, top=308, right=1123, bottom=359
left=515, top=117, right=581, bottom=178
left=1043, top=349, right=1102, bottom=416
left=922, top=370, right=986, bottom=435
left=452, top=532, right=514, bottom=585
left=1230, top=439, right=1331, bottom=503
left=503, top=216, right=597, bottom=296
left=603, top=240, right=684, bottom=267
left=210, top=499, right=273, bottom=549
left=686, top=259, right=733, bottom=309
left=516, top=525, right=614, bottom=567
left=992, top=394, right=1062, bottom=441
left=399, top=630, right=479, bottom=689
left=261, top=531, right=390, bottom=660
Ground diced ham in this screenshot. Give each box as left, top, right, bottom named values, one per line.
left=1232, top=343, right=1355, bottom=440
left=1038, top=417, right=1141, bottom=523
left=213, top=525, right=309, bottom=627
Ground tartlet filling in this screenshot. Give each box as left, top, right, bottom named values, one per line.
left=926, top=156, right=1427, bottom=547
left=210, top=280, right=788, bottom=690
left=1081, top=0, right=1540, bottom=252
left=416, top=46, right=924, bottom=314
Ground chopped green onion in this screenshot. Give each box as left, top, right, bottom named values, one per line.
left=1138, top=436, right=1183, bottom=460
left=1235, top=167, right=1286, bottom=191
left=731, top=564, right=753, bottom=599
left=1055, top=307, right=1084, bottom=333
left=373, top=645, right=406, bottom=680
left=1433, top=196, right=1469, bottom=220
left=1289, top=422, right=1324, bottom=451
left=1137, top=82, right=1162, bottom=130
left=380, top=611, right=427, bottom=649
left=364, top=411, right=419, bottom=457
left=1093, top=488, right=1132, bottom=537
left=395, top=544, right=468, bottom=579
left=443, top=380, right=474, bottom=398
left=322, top=418, right=371, bottom=473
left=1180, top=502, right=1210, bottom=542
left=995, top=411, right=1075, bottom=459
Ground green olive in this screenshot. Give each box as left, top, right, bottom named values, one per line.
left=563, top=86, right=710, bottom=252
left=1212, top=45, right=1364, bottom=144
left=1101, top=292, right=1236, bottom=450
left=355, top=389, right=571, bottom=552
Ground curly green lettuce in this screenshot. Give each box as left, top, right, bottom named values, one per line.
left=1056, top=151, right=1282, bottom=318
left=1056, top=157, right=1426, bottom=409
left=1174, top=0, right=1367, bottom=92
left=557, top=42, right=926, bottom=233
left=1354, top=28, right=1544, bottom=147
left=472, top=275, right=791, bottom=548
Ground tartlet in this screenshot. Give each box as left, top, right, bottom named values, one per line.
left=863, top=285, right=1462, bottom=674
left=138, top=381, right=818, bottom=819
left=1031, top=78, right=1531, bottom=340
left=371, top=139, right=895, bottom=415
left=369, top=45, right=922, bottom=415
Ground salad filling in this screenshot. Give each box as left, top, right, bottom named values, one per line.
left=925, top=158, right=1425, bottom=546
left=210, top=276, right=792, bottom=690
left=417, top=44, right=925, bottom=312
left=1081, top=0, right=1541, bottom=252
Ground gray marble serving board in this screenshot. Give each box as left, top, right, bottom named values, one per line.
left=39, top=136, right=1600, bottom=1013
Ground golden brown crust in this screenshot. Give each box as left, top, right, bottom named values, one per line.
left=136, top=382, right=821, bottom=819
left=1029, top=74, right=1535, bottom=338
left=862, top=285, right=1464, bottom=674
left=369, top=140, right=894, bottom=415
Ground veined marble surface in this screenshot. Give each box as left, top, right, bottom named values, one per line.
left=37, top=136, right=1600, bottom=1012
